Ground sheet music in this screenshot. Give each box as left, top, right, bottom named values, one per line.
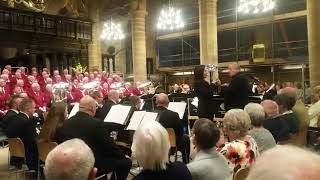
left=127, top=111, right=146, bottom=130
left=104, top=105, right=132, bottom=125
left=68, top=103, right=79, bottom=118
left=140, top=112, right=158, bottom=126
left=168, top=102, right=187, bottom=119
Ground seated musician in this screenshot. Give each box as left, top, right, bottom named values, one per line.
left=154, top=93, right=190, bottom=163
left=55, top=96, right=132, bottom=179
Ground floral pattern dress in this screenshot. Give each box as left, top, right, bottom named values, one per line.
left=216, top=136, right=259, bottom=174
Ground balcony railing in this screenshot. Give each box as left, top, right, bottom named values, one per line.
left=0, top=6, right=92, bottom=40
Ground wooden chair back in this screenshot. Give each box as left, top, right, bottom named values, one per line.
left=37, top=142, right=58, bottom=162
left=233, top=167, right=250, bottom=180
left=8, top=138, right=25, bottom=158
left=166, top=128, right=176, bottom=147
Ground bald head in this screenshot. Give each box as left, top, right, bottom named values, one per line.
left=44, top=139, right=96, bottom=180
left=260, top=100, right=279, bottom=118
left=228, top=63, right=240, bottom=77
left=156, top=93, right=169, bottom=108
left=79, top=96, right=97, bottom=117
left=280, top=87, right=297, bottom=100
left=246, top=145, right=320, bottom=180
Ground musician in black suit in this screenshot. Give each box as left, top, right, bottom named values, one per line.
left=5, top=98, right=38, bottom=171
left=55, top=95, right=131, bottom=180
left=95, top=90, right=119, bottom=121
left=193, top=65, right=220, bottom=120
left=223, top=63, right=249, bottom=110
left=154, top=93, right=190, bottom=163
left=1, top=95, right=22, bottom=130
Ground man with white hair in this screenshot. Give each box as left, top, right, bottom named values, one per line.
left=55, top=96, right=131, bottom=180
left=0, top=78, right=10, bottom=111
left=223, top=63, right=249, bottom=110
left=44, top=138, right=97, bottom=180
left=246, top=145, right=320, bottom=180
left=27, top=83, right=45, bottom=109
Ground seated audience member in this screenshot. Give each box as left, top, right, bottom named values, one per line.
left=38, top=102, right=67, bottom=143
left=155, top=93, right=190, bottom=163
left=244, top=103, right=276, bottom=153
left=55, top=96, right=131, bottom=180
left=1, top=95, right=22, bottom=130
left=246, top=145, right=320, bottom=180
left=128, top=95, right=142, bottom=111
left=309, top=85, right=320, bottom=127
left=217, top=109, right=258, bottom=175
left=187, top=119, right=231, bottom=180
left=260, top=100, right=290, bottom=142
left=274, top=94, right=300, bottom=135
left=44, top=138, right=97, bottom=180
left=5, top=98, right=38, bottom=171
left=95, top=90, right=119, bottom=121
left=281, top=87, right=309, bottom=146
left=132, top=121, right=192, bottom=180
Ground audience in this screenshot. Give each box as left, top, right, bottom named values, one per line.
left=260, top=100, right=290, bottom=142
left=246, top=145, right=320, bottom=180
left=44, top=138, right=97, bottom=180
left=274, top=94, right=300, bottom=135
left=187, top=118, right=231, bottom=180
left=244, top=103, right=276, bottom=153
left=5, top=98, right=38, bottom=171
left=1, top=95, right=22, bottom=130
left=132, top=121, right=192, bottom=180
left=38, top=102, right=67, bottom=143
left=217, top=109, right=258, bottom=175
left=155, top=93, right=190, bottom=163
left=54, top=96, right=131, bottom=180
left=309, top=85, right=320, bottom=127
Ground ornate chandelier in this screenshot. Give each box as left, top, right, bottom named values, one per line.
left=238, top=0, right=275, bottom=14
left=100, top=21, right=125, bottom=41
left=157, top=6, right=184, bottom=30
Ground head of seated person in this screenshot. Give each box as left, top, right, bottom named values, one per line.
left=107, top=90, right=119, bottom=104
left=155, top=93, right=169, bottom=108
left=274, top=94, right=295, bottom=114
left=192, top=118, right=220, bottom=151
left=132, top=121, right=170, bottom=171
left=246, top=145, right=320, bottom=180
left=129, top=95, right=141, bottom=111
left=244, top=103, right=265, bottom=128
left=260, top=100, right=280, bottom=119
left=223, top=109, right=251, bottom=141
left=79, top=96, right=97, bottom=117
left=44, top=138, right=96, bottom=180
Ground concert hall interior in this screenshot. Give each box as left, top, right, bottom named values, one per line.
left=0, top=0, right=320, bottom=180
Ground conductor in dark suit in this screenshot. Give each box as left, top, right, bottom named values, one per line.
left=223, top=63, right=249, bottom=110
left=1, top=95, right=22, bottom=130
left=193, top=65, right=220, bottom=120
left=5, top=98, right=38, bottom=171
left=154, top=93, right=190, bottom=163
left=55, top=95, right=131, bottom=180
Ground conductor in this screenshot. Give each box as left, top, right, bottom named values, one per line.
left=223, top=63, right=249, bottom=111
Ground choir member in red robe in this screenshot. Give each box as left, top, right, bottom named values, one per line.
left=27, top=83, right=45, bottom=110
left=0, top=79, right=10, bottom=111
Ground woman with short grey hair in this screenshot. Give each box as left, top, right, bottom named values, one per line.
left=132, top=121, right=192, bottom=180
left=244, top=103, right=276, bottom=153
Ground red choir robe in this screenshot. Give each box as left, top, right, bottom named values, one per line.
left=132, top=88, right=144, bottom=96
left=27, top=90, right=45, bottom=109
left=43, top=90, right=52, bottom=107
left=0, top=87, right=10, bottom=111
left=68, top=86, right=82, bottom=103
left=123, top=87, right=133, bottom=97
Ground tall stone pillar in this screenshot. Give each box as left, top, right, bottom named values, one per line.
left=307, top=0, right=320, bottom=89
left=131, top=0, right=147, bottom=82
left=88, top=6, right=102, bottom=71
left=199, top=0, right=218, bottom=76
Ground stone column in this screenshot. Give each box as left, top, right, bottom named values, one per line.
left=131, top=0, right=147, bottom=82
left=88, top=7, right=102, bottom=71
left=307, top=0, right=320, bottom=89
left=198, top=0, right=218, bottom=76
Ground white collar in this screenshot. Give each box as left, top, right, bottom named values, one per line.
left=282, top=110, right=293, bottom=115
left=10, top=109, right=19, bottom=114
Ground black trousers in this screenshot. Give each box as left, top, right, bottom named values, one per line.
left=177, top=135, right=191, bottom=163
left=96, top=157, right=132, bottom=180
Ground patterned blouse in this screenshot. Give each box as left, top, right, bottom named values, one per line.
left=217, top=136, right=259, bottom=174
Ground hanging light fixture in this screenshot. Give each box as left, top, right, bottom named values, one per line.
left=100, top=21, right=125, bottom=41
left=238, top=0, right=275, bottom=14
left=157, top=1, right=184, bottom=31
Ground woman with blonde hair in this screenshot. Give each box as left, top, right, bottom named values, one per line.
left=132, top=121, right=192, bottom=180
left=38, top=102, right=68, bottom=143
left=217, top=109, right=259, bottom=175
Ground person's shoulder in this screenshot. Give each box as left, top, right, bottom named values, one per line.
left=168, top=162, right=192, bottom=179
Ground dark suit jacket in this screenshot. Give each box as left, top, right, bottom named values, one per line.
left=95, top=100, right=116, bottom=121
left=5, top=113, right=38, bottom=170
left=224, top=74, right=249, bottom=110
left=155, top=106, right=184, bottom=144
left=1, top=109, right=18, bottom=130
left=55, top=111, right=125, bottom=172
left=194, top=80, right=218, bottom=120
left=263, top=116, right=290, bottom=142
